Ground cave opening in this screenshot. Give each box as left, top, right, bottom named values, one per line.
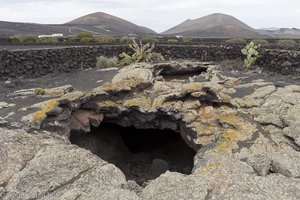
left=70, top=122, right=196, bottom=185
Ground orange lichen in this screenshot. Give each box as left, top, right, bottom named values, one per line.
left=33, top=99, right=58, bottom=122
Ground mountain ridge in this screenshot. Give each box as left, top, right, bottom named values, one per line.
left=0, top=12, right=156, bottom=37
left=65, top=12, right=156, bottom=35
left=0, top=12, right=299, bottom=38
left=162, top=13, right=262, bottom=38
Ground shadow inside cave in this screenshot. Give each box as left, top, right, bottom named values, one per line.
left=70, top=123, right=196, bottom=185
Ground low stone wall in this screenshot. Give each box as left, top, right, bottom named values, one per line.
left=257, top=49, right=300, bottom=74
left=0, top=45, right=127, bottom=79
left=0, top=44, right=299, bottom=79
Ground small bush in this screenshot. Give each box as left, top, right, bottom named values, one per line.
left=141, top=37, right=159, bottom=44
left=95, top=37, right=115, bottom=43
left=167, top=39, right=178, bottom=43
left=22, top=35, right=38, bottom=43
left=36, top=37, right=58, bottom=43
left=251, top=39, right=269, bottom=45
left=277, top=39, right=297, bottom=45
left=96, top=56, right=119, bottom=68
left=12, top=35, right=38, bottom=43
left=80, top=37, right=94, bottom=43
left=119, top=52, right=134, bottom=66
left=150, top=52, right=165, bottom=63
left=77, top=32, right=94, bottom=43
left=66, top=36, right=79, bottom=42
left=35, top=87, right=46, bottom=95
left=120, top=36, right=135, bottom=44
left=226, top=37, right=247, bottom=44
left=183, top=36, right=192, bottom=44
left=10, top=36, right=22, bottom=43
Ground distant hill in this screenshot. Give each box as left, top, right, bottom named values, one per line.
left=65, top=12, right=156, bottom=36
left=0, top=12, right=156, bottom=37
left=162, top=13, right=262, bottom=38
left=258, top=28, right=300, bottom=39
left=0, top=12, right=299, bottom=39
left=0, top=21, right=70, bottom=37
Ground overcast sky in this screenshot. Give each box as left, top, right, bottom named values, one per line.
left=0, top=0, right=299, bottom=32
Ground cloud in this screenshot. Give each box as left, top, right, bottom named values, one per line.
left=0, top=0, right=299, bottom=32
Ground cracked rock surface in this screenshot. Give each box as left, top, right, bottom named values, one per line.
left=0, top=61, right=300, bottom=199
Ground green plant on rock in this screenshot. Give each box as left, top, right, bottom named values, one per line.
left=130, top=39, right=155, bottom=62
left=241, top=41, right=260, bottom=69
left=119, top=39, right=164, bottom=66
left=35, top=87, right=46, bottom=95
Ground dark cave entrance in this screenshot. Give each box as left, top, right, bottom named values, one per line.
left=70, top=123, right=196, bottom=185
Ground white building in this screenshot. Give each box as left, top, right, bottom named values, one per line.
left=38, top=33, right=63, bottom=38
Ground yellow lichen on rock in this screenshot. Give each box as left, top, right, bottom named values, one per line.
left=152, top=96, right=165, bottom=108
left=219, top=112, right=241, bottom=128
left=182, top=100, right=201, bottom=110
left=193, top=122, right=220, bottom=136
left=182, top=111, right=198, bottom=123
left=197, top=106, right=218, bottom=123
left=194, top=108, right=253, bottom=150
left=216, top=111, right=256, bottom=152
left=33, top=99, right=58, bottom=122
left=222, top=129, right=240, bottom=141
left=192, top=122, right=220, bottom=145
left=196, top=163, right=220, bottom=175
left=217, top=129, right=241, bottom=152
left=214, top=112, right=242, bottom=151
left=96, top=100, right=118, bottom=108
left=100, top=77, right=150, bottom=93
left=123, top=96, right=152, bottom=111
left=183, top=82, right=202, bottom=93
